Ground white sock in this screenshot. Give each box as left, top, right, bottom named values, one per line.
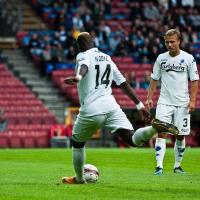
left=72, top=147, right=86, bottom=182
left=174, top=138, right=186, bottom=168
left=132, top=126, right=157, bottom=146
left=155, top=138, right=166, bottom=169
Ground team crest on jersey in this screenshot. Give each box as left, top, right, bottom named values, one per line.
left=77, top=57, right=85, bottom=62
left=179, top=59, right=184, bottom=64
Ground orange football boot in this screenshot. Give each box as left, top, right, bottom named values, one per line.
left=62, top=176, right=86, bottom=184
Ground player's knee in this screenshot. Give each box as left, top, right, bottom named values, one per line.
left=115, top=129, right=134, bottom=147
left=71, top=138, right=85, bottom=148
left=176, top=135, right=185, bottom=141
left=158, top=132, right=167, bottom=138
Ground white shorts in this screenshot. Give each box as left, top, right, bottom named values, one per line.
left=72, top=109, right=133, bottom=142
left=156, top=104, right=190, bottom=135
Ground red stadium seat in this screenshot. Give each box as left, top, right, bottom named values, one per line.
left=121, top=57, right=133, bottom=63
left=35, top=131, right=49, bottom=147
left=0, top=133, right=9, bottom=148
left=112, top=56, right=123, bottom=63
left=141, top=64, right=153, bottom=70
left=42, top=116, right=57, bottom=125
left=8, top=131, right=24, bottom=148
left=23, top=131, right=36, bottom=148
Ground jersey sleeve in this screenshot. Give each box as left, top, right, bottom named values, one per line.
left=151, top=57, right=161, bottom=80
left=112, top=61, right=126, bottom=85
left=188, top=56, right=199, bottom=81
left=76, top=53, right=90, bottom=75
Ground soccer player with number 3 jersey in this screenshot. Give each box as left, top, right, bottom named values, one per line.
left=146, top=29, right=199, bottom=175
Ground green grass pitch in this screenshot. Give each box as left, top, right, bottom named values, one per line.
left=0, top=148, right=200, bottom=200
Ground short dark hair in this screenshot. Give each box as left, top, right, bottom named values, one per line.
left=164, top=29, right=181, bottom=40
left=76, top=32, right=93, bottom=52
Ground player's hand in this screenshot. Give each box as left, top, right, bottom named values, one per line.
left=188, top=100, right=196, bottom=113
left=64, top=76, right=79, bottom=85
left=139, top=107, right=152, bottom=125
left=145, top=99, right=153, bottom=110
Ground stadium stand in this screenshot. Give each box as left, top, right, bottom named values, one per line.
left=1, top=0, right=200, bottom=147
left=0, top=64, right=57, bottom=148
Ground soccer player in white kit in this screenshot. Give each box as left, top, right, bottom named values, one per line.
left=61, top=32, right=176, bottom=184
left=146, top=29, right=199, bottom=175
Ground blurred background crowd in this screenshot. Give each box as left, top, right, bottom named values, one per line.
left=1, top=0, right=200, bottom=73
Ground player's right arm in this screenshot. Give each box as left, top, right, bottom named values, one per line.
left=64, top=53, right=89, bottom=85
left=145, top=57, right=161, bottom=109
left=64, top=64, right=88, bottom=85
left=146, top=78, right=158, bottom=109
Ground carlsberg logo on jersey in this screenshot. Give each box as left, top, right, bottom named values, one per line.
left=161, top=61, right=185, bottom=72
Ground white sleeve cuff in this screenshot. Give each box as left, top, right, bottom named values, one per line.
left=76, top=75, right=82, bottom=81
left=136, top=102, right=144, bottom=110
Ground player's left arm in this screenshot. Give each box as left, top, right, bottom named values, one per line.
left=119, top=81, right=140, bottom=105
left=112, top=61, right=151, bottom=123
left=119, top=81, right=152, bottom=123
left=188, top=57, right=199, bottom=113
left=189, top=80, right=199, bottom=113
left=112, top=61, right=142, bottom=106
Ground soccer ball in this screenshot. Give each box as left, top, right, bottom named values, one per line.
left=84, top=164, right=99, bottom=183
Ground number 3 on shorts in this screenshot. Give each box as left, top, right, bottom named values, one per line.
left=183, top=118, right=188, bottom=127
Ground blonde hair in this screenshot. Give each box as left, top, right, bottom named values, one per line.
left=164, top=29, right=181, bottom=40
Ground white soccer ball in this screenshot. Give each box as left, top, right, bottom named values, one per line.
left=84, top=164, right=99, bottom=183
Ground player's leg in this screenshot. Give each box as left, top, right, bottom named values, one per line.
left=72, top=139, right=86, bottom=183
left=153, top=104, right=174, bottom=175
left=114, top=128, right=134, bottom=146
left=173, top=107, right=190, bottom=174
left=104, top=108, right=138, bottom=146
left=174, top=135, right=186, bottom=173
left=104, top=109, right=134, bottom=146
left=62, top=139, right=86, bottom=184
left=104, top=109, right=158, bottom=146
left=115, top=125, right=158, bottom=147
left=107, top=107, right=180, bottom=148
left=62, top=114, right=104, bottom=184
left=154, top=133, right=166, bottom=175
left=132, top=126, right=158, bottom=146
left=124, top=121, right=178, bottom=147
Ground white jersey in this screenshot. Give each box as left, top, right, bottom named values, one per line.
left=76, top=48, right=126, bottom=116
left=151, top=50, right=199, bottom=106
